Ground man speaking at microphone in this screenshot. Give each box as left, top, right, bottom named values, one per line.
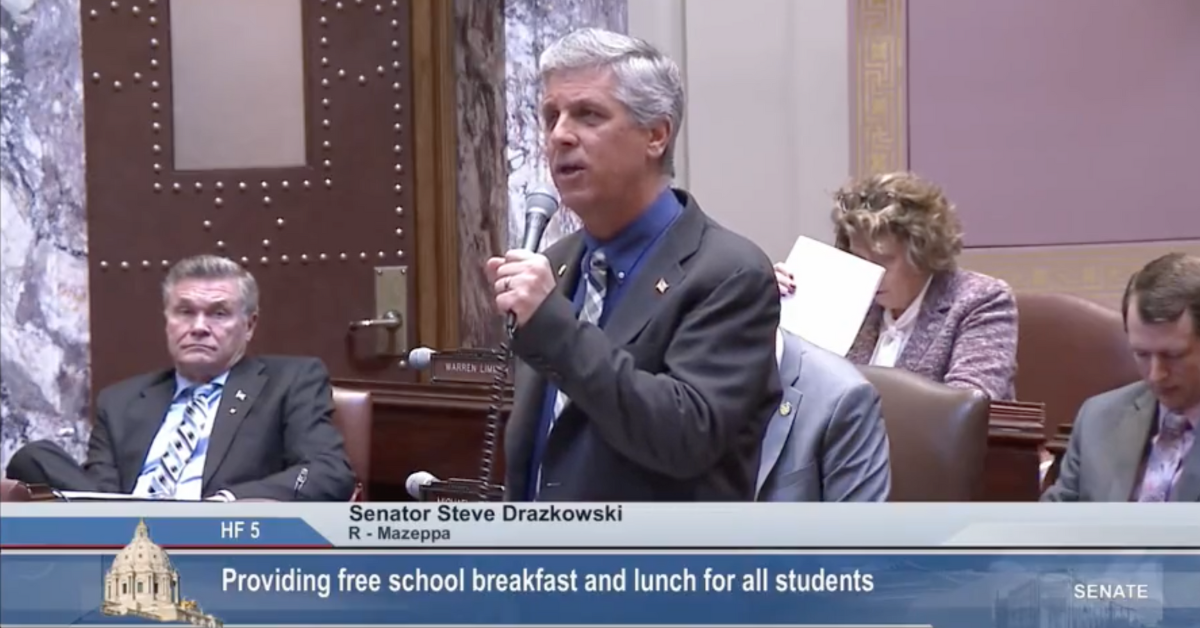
left=486, top=28, right=781, bottom=501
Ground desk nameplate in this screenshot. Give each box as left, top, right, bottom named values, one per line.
left=430, top=349, right=514, bottom=385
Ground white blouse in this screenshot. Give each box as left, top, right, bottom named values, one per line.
left=869, top=277, right=933, bottom=368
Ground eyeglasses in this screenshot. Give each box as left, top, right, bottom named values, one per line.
left=835, top=189, right=898, bottom=213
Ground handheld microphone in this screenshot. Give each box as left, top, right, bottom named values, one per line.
left=405, top=346, right=437, bottom=370
left=405, top=471, right=440, bottom=499
left=506, top=188, right=560, bottom=332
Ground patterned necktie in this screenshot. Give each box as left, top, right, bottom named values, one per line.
left=1135, top=412, right=1195, bottom=502
left=551, top=250, right=609, bottom=420
left=533, top=251, right=608, bottom=500
left=149, top=383, right=220, bottom=498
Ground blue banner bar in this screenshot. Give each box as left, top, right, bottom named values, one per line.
left=1, top=552, right=1197, bottom=627
left=0, top=517, right=330, bottom=547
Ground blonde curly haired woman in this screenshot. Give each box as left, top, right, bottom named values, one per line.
left=776, top=172, right=1018, bottom=400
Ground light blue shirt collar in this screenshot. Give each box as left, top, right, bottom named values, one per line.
left=174, top=370, right=231, bottom=401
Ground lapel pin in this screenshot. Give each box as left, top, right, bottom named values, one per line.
left=229, top=408, right=238, bottom=415
left=779, top=401, right=792, bottom=416
left=235, top=390, right=247, bottom=401
left=557, top=264, right=567, bottom=277
left=654, top=278, right=669, bottom=294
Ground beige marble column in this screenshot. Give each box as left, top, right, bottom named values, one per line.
left=454, top=0, right=510, bottom=349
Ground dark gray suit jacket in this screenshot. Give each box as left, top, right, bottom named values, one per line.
left=83, top=355, right=355, bottom=501
left=505, top=189, right=782, bottom=501
left=756, top=330, right=891, bottom=502
left=1042, top=381, right=1200, bottom=502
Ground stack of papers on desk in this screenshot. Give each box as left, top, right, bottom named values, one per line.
left=53, top=491, right=174, bottom=501
left=778, top=236, right=885, bottom=357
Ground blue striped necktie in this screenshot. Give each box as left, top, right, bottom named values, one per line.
left=552, top=249, right=609, bottom=420
left=534, top=251, right=608, bottom=500
left=149, top=383, right=220, bottom=498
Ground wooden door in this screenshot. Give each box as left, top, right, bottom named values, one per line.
left=82, top=0, right=445, bottom=391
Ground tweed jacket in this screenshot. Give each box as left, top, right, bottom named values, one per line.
left=845, top=268, right=1018, bottom=400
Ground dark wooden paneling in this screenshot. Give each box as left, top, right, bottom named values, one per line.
left=336, top=382, right=509, bottom=500
left=83, top=0, right=426, bottom=390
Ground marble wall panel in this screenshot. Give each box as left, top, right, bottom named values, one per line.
left=0, top=0, right=90, bottom=471
left=455, top=0, right=626, bottom=348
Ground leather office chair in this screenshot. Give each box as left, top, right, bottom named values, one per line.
left=858, top=365, right=990, bottom=501
left=331, top=387, right=372, bottom=501
left=1014, top=293, right=1139, bottom=440
left=0, top=478, right=32, bottom=502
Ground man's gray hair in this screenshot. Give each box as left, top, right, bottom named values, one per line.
left=539, top=28, right=685, bottom=177
left=163, top=255, right=259, bottom=316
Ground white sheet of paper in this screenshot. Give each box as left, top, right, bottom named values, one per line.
left=53, top=490, right=173, bottom=501
left=778, top=236, right=885, bottom=357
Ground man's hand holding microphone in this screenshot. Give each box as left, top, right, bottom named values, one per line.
left=487, top=188, right=560, bottom=330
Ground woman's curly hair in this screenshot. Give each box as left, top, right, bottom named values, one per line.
left=831, top=171, right=964, bottom=273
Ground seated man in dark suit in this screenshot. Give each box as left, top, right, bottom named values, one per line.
left=1042, top=253, right=1199, bottom=502
left=756, top=329, right=891, bottom=502
left=6, top=255, right=355, bottom=501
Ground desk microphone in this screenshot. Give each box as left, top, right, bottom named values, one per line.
left=406, top=347, right=437, bottom=370
left=405, top=471, right=439, bottom=499
left=506, top=188, right=560, bottom=333
left=293, top=467, right=308, bottom=500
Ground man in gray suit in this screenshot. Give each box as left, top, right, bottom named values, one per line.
left=756, top=329, right=892, bottom=502
left=1042, top=253, right=1200, bottom=502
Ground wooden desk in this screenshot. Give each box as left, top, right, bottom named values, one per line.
left=1041, top=423, right=1073, bottom=489
left=983, top=414, right=1046, bottom=501
left=0, top=480, right=57, bottom=502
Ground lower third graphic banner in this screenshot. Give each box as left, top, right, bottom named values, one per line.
left=2, top=551, right=1198, bottom=627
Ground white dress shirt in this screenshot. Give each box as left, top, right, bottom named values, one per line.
left=869, top=277, right=933, bottom=368
left=132, top=371, right=229, bottom=500
left=775, top=328, right=784, bottom=365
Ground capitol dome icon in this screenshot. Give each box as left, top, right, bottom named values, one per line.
left=102, top=519, right=222, bottom=627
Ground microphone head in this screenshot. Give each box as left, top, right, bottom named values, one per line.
left=405, top=471, right=438, bottom=499
left=525, top=187, right=559, bottom=219
left=406, top=347, right=437, bottom=370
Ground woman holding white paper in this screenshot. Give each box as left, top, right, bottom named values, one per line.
left=775, top=172, right=1018, bottom=400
